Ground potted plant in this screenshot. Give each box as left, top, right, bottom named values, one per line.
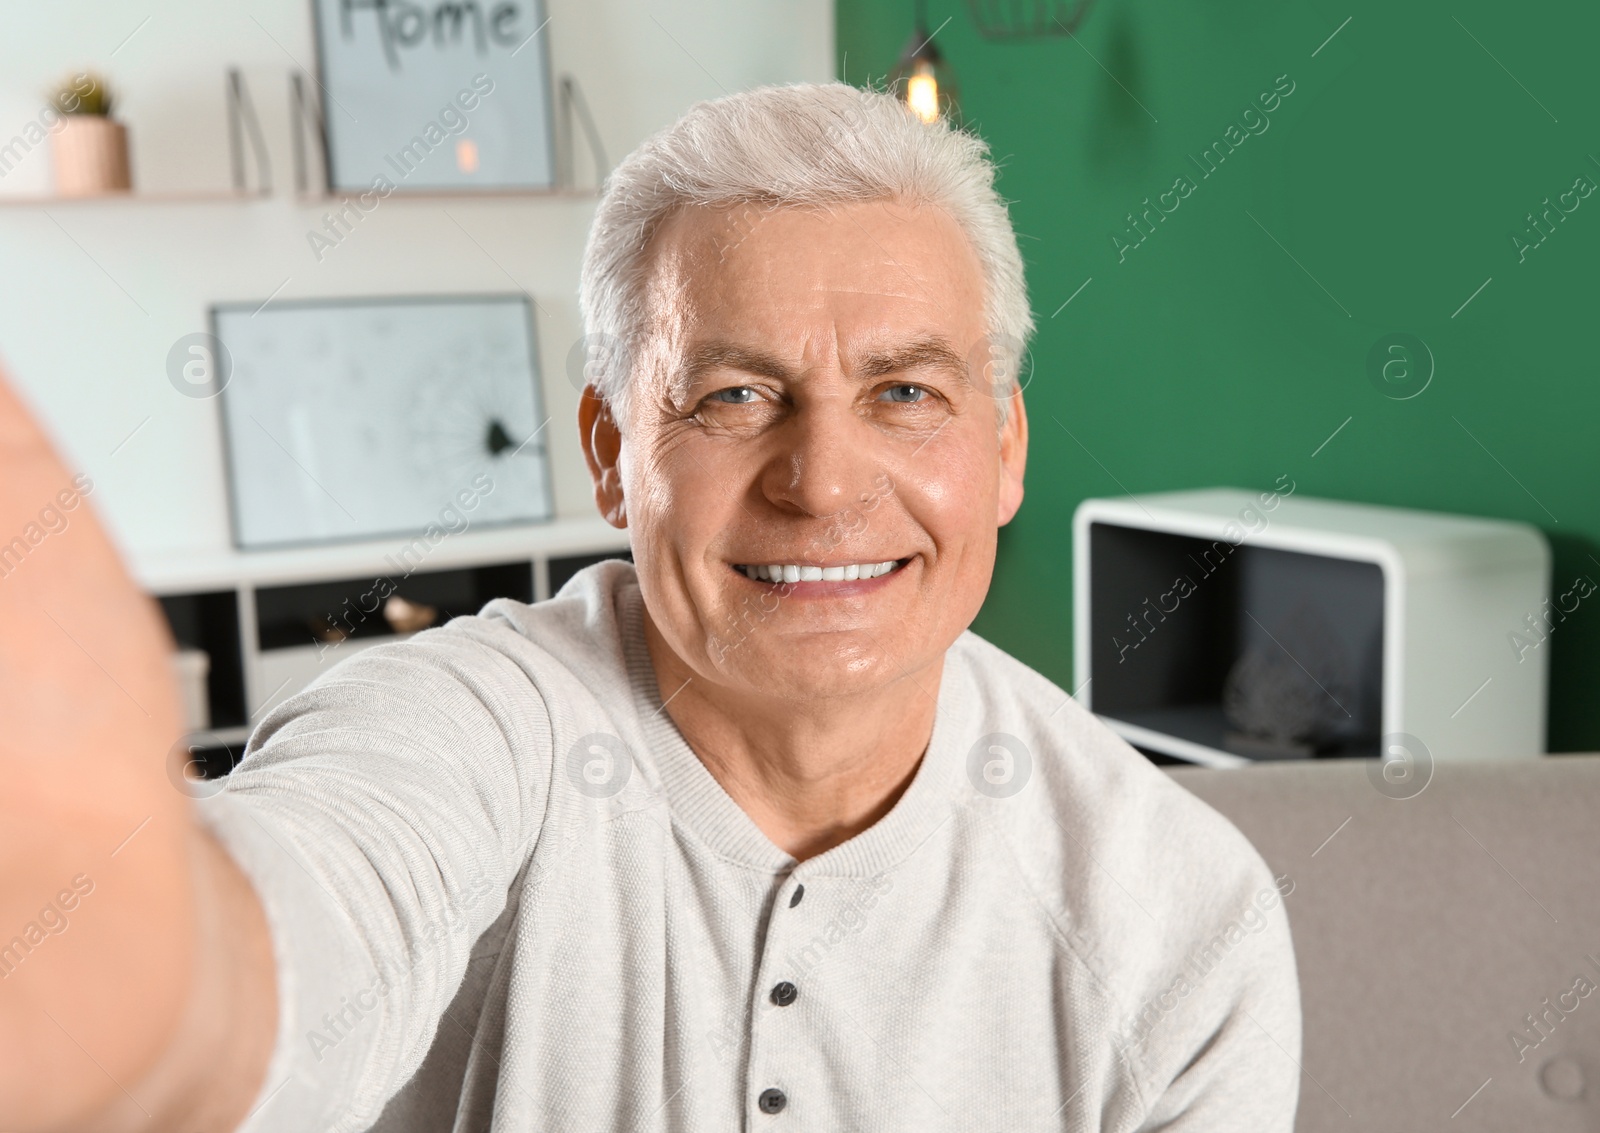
left=48, top=72, right=132, bottom=196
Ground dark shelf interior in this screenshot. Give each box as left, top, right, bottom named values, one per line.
left=256, top=560, right=535, bottom=651
left=179, top=738, right=249, bottom=781
left=1090, top=522, right=1385, bottom=761
left=157, top=590, right=247, bottom=729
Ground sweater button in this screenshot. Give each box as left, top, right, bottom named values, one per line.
left=758, top=1087, right=787, bottom=1114
left=770, top=981, right=798, bottom=1007
left=789, top=883, right=805, bottom=908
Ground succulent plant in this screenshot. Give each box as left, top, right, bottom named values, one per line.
left=51, top=72, right=115, bottom=117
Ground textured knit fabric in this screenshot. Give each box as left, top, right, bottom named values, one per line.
left=200, top=560, right=1301, bottom=1132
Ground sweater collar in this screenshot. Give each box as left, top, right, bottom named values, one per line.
left=615, top=573, right=968, bottom=878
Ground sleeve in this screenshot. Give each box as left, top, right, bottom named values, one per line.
left=1127, top=854, right=1304, bottom=1131
left=192, top=615, right=554, bottom=1133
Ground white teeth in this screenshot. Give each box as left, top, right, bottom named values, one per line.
left=738, top=559, right=903, bottom=582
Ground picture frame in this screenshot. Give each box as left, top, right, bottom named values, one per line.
left=310, top=0, right=557, bottom=193
left=211, top=293, right=554, bottom=550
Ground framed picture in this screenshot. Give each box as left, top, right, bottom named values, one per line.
left=212, top=294, right=554, bottom=550
left=311, top=0, right=556, bottom=192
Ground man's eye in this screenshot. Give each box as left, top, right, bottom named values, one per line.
left=709, top=386, right=760, bottom=404
left=879, top=383, right=926, bottom=404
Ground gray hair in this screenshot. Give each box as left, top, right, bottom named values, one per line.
left=577, top=81, right=1034, bottom=427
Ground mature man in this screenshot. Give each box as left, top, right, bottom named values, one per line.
left=0, top=83, right=1298, bottom=1131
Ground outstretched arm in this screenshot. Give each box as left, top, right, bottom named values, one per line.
left=0, top=366, right=277, bottom=1131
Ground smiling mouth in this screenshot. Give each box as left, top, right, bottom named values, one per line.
left=733, top=559, right=909, bottom=583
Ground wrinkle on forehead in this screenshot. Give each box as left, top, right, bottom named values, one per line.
left=649, top=197, right=970, bottom=291
left=804, top=284, right=930, bottom=302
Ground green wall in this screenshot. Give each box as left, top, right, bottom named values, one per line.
left=837, top=0, right=1600, bottom=751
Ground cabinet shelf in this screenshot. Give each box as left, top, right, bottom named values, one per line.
left=0, top=188, right=598, bottom=209
left=148, top=522, right=632, bottom=769
left=134, top=515, right=627, bottom=595
left=295, top=187, right=598, bottom=203
left=0, top=190, right=266, bottom=208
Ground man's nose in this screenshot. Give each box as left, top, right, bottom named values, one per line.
left=759, top=400, right=884, bottom=519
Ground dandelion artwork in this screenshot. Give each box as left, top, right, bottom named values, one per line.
left=213, top=294, right=552, bottom=549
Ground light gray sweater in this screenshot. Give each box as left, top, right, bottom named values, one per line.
left=201, top=560, right=1300, bottom=1132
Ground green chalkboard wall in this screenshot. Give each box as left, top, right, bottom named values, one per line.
left=837, top=0, right=1599, bottom=751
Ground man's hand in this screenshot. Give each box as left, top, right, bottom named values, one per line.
left=0, top=366, right=276, bottom=1131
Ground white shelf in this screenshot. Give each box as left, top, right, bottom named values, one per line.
left=0, top=190, right=266, bottom=208
left=1074, top=488, right=1550, bottom=762
left=133, top=514, right=629, bottom=594
left=1084, top=489, right=1542, bottom=572
left=1100, top=715, right=1251, bottom=769
left=182, top=724, right=254, bottom=749
left=295, top=188, right=600, bottom=204
left=0, top=188, right=598, bottom=209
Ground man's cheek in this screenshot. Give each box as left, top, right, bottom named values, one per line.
left=913, top=445, right=992, bottom=522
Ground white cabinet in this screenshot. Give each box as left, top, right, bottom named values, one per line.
left=144, top=516, right=628, bottom=771
left=1073, top=488, right=1550, bottom=766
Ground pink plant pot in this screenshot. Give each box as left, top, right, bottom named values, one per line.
left=51, top=116, right=132, bottom=197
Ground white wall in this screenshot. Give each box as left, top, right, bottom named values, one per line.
left=0, top=0, right=832, bottom=565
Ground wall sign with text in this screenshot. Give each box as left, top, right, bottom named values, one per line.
left=312, top=0, right=556, bottom=192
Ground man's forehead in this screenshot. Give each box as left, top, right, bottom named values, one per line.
left=689, top=282, right=948, bottom=328
left=664, top=219, right=977, bottom=323
left=635, top=199, right=988, bottom=386
left=656, top=199, right=976, bottom=280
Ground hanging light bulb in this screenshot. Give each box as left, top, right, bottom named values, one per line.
left=905, top=59, right=940, bottom=124
left=891, top=2, right=959, bottom=125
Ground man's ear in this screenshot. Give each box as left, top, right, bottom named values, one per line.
left=996, top=388, right=1028, bottom=526
left=578, top=384, right=627, bottom=528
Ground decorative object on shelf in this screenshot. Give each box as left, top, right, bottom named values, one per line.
left=308, top=615, right=349, bottom=644
left=553, top=74, right=608, bottom=190
left=212, top=294, right=554, bottom=550
left=1222, top=602, right=1358, bottom=758
left=966, top=0, right=1095, bottom=39
left=891, top=1, right=960, bottom=125
left=289, top=69, right=328, bottom=194
left=1073, top=488, right=1550, bottom=767
left=48, top=72, right=132, bottom=197
left=225, top=68, right=272, bottom=195
left=310, top=0, right=556, bottom=193
left=383, top=594, right=439, bottom=634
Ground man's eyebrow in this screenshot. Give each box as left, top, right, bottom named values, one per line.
left=681, top=342, right=797, bottom=389
left=853, top=336, right=971, bottom=385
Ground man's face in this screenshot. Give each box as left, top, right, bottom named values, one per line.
left=582, top=198, right=1027, bottom=703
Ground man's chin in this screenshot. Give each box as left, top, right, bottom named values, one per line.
left=703, top=638, right=925, bottom=704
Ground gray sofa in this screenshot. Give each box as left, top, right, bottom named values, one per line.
left=1168, top=755, right=1600, bottom=1132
